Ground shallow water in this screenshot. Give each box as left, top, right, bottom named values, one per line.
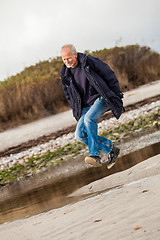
left=0, top=141, right=160, bottom=224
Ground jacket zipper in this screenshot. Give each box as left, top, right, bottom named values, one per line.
left=70, top=79, right=82, bottom=118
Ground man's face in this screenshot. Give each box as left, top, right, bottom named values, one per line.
left=61, top=47, right=77, bottom=68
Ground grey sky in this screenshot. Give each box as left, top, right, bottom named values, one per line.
left=0, top=0, right=160, bottom=81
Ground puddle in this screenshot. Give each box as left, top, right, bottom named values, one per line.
left=0, top=141, right=160, bottom=224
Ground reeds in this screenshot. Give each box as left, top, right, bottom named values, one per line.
left=90, top=45, right=160, bottom=90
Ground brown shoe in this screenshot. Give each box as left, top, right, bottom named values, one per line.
left=85, top=155, right=102, bottom=167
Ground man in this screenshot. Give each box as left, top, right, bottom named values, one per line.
left=60, top=44, right=124, bottom=169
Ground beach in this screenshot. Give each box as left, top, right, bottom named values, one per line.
left=0, top=80, right=160, bottom=240
left=0, top=154, right=160, bottom=240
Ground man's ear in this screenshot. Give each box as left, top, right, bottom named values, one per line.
left=75, top=52, right=78, bottom=58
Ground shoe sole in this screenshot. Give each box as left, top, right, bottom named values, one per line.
left=85, top=157, right=102, bottom=167
left=107, top=148, right=120, bottom=169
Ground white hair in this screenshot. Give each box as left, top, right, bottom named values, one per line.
left=61, top=44, right=77, bottom=55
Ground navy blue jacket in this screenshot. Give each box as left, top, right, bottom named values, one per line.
left=60, top=52, right=124, bottom=121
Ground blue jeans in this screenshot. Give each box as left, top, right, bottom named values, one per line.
left=75, top=97, right=113, bottom=157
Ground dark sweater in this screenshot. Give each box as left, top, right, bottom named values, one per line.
left=71, top=62, right=100, bottom=108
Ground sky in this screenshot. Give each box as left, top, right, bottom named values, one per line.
left=0, top=0, right=160, bottom=81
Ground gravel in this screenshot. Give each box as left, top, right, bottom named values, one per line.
left=0, top=100, right=159, bottom=171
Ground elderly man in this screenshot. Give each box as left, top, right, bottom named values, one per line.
left=60, top=44, right=124, bottom=169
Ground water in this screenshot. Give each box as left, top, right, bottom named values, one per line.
left=0, top=141, right=160, bottom=224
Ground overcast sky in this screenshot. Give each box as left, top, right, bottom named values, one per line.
left=0, top=0, right=160, bottom=81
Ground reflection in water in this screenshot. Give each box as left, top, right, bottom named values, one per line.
left=0, top=141, right=160, bottom=224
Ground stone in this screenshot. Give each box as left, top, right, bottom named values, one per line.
left=0, top=165, right=5, bottom=171
left=113, top=133, right=119, bottom=137
left=133, top=119, right=140, bottom=127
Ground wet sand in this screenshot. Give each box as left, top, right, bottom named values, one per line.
left=0, top=154, right=160, bottom=240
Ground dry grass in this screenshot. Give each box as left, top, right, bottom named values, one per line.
left=0, top=45, right=160, bottom=131
left=89, top=45, right=160, bottom=91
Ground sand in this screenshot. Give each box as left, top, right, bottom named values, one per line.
left=0, top=154, right=160, bottom=240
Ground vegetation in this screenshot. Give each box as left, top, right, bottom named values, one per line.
left=87, top=45, right=160, bottom=90
left=0, top=108, right=159, bottom=186
left=0, top=44, right=160, bottom=131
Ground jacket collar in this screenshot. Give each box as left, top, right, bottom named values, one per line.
left=78, top=52, right=87, bottom=67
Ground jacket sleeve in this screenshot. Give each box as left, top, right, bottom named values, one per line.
left=87, top=55, right=123, bottom=99
left=61, top=78, right=71, bottom=104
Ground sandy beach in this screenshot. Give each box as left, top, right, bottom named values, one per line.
left=0, top=80, right=159, bottom=239
left=0, top=154, right=160, bottom=240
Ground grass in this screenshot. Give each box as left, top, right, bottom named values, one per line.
left=101, top=110, right=160, bottom=141
left=0, top=108, right=159, bottom=186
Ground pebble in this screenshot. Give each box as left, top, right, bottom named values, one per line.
left=0, top=100, right=159, bottom=170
